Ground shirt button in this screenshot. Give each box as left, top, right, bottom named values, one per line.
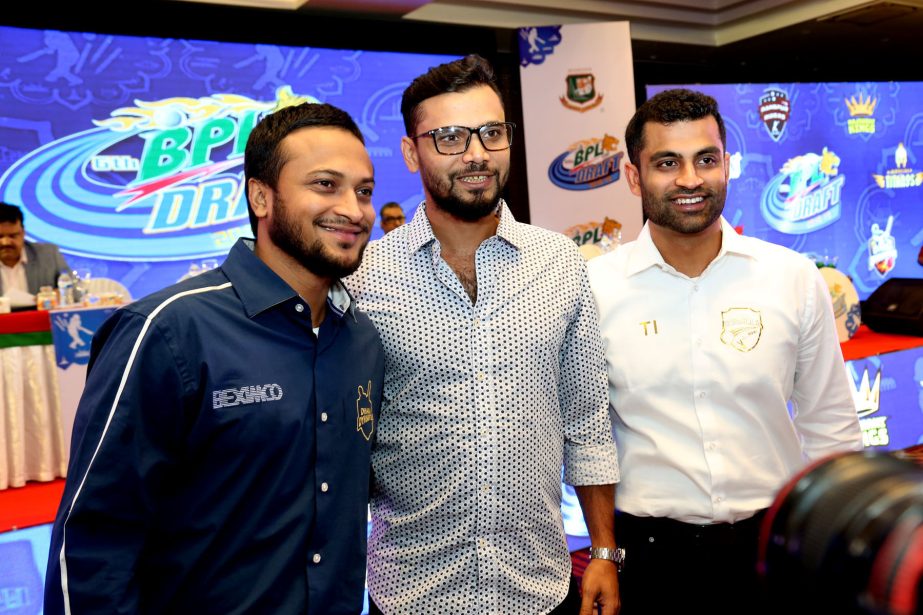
left=312, top=553, right=322, bottom=564
left=295, top=303, right=305, bottom=313
left=693, top=285, right=699, bottom=292
left=695, top=337, right=703, bottom=346
left=482, top=484, right=491, bottom=493
left=714, top=497, right=723, bottom=503
left=473, top=318, right=480, bottom=327
left=698, top=391, right=706, bottom=399
left=477, top=372, right=485, bottom=381
left=708, top=442, right=717, bottom=451
left=320, top=412, right=328, bottom=422
left=321, top=482, right=329, bottom=492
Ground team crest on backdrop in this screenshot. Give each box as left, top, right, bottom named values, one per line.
left=845, top=92, right=877, bottom=135
left=872, top=143, right=923, bottom=189
left=852, top=366, right=890, bottom=447
left=867, top=216, right=898, bottom=277
left=758, top=88, right=791, bottom=141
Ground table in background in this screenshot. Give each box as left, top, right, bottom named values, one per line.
left=0, top=311, right=63, bottom=491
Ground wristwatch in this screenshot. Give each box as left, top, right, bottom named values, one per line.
left=590, top=546, right=626, bottom=571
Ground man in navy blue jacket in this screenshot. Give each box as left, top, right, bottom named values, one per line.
left=45, top=102, right=384, bottom=614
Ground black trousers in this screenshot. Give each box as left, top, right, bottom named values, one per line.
left=367, top=574, right=582, bottom=614
left=615, top=510, right=768, bottom=615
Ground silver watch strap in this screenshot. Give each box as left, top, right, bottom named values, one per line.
left=590, top=547, right=625, bottom=570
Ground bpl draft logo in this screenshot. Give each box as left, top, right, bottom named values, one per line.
left=0, top=86, right=318, bottom=261
left=548, top=134, right=623, bottom=191
left=560, top=71, right=603, bottom=112
left=759, top=88, right=790, bottom=141
left=518, top=26, right=563, bottom=67
left=760, top=147, right=845, bottom=234
left=868, top=215, right=897, bottom=277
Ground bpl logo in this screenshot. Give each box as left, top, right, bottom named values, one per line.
left=0, top=86, right=318, bottom=261
left=548, top=134, right=623, bottom=191
left=760, top=147, right=845, bottom=234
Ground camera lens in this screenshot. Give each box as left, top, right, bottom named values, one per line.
left=759, top=449, right=923, bottom=614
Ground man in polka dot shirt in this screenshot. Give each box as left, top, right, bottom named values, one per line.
left=348, top=55, right=621, bottom=614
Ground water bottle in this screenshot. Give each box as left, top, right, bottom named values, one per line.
left=57, top=272, right=73, bottom=306
left=71, top=270, right=86, bottom=305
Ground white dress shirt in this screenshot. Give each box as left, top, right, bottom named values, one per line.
left=587, top=217, right=862, bottom=524
left=0, top=249, right=28, bottom=295
left=348, top=201, right=619, bottom=614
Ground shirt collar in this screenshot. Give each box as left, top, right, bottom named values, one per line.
left=626, top=216, right=754, bottom=277
left=405, top=199, right=522, bottom=254
left=222, top=238, right=355, bottom=320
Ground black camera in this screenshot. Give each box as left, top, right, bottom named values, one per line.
left=759, top=446, right=923, bottom=614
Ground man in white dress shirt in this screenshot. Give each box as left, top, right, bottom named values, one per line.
left=349, top=55, right=620, bottom=615
left=0, top=202, right=70, bottom=306
left=586, top=88, right=862, bottom=614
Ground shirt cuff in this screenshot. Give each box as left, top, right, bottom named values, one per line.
left=563, top=442, right=620, bottom=486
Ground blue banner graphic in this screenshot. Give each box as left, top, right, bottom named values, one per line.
left=0, top=25, right=456, bottom=299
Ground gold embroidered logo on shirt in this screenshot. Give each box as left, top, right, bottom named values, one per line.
left=720, top=308, right=763, bottom=352
left=356, top=380, right=374, bottom=441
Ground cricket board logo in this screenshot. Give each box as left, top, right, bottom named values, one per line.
left=719, top=308, right=762, bottom=352
left=560, top=71, right=603, bottom=112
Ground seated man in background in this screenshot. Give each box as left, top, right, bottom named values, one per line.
left=0, top=202, right=70, bottom=307
left=378, top=201, right=405, bottom=233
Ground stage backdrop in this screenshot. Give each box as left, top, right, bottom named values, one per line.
left=646, top=82, right=923, bottom=300
left=518, top=22, right=642, bottom=248
left=0, top=25, right=457, bottom=299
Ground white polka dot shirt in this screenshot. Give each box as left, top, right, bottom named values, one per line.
left=347, top=201, right=619, bottom=614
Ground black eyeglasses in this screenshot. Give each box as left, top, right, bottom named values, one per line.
left=411, top=122, right=516, bottom=156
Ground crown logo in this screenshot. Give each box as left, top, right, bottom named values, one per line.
left=845, top=93, right=877, bottom=117
left=852, top=368, right=881, bottom=418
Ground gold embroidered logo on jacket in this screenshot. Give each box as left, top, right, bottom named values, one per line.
left=356, top=381, right=375, bottom=441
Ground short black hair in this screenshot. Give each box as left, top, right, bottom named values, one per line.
left=401, top=54, right=502, bottom=136
left=625, top=88, right=727, bottom=166
left=243, top=102, right=364, bottom=235
left=0, top=203, right=24, bottom=225
left=380, top=201, right=402, bottom=213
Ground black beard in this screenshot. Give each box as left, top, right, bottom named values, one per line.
left=423, top=161, right=506, bottom=222
left=268, top=197, right=367, bottom=279
left=641, top=186, right=726, bottom=235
